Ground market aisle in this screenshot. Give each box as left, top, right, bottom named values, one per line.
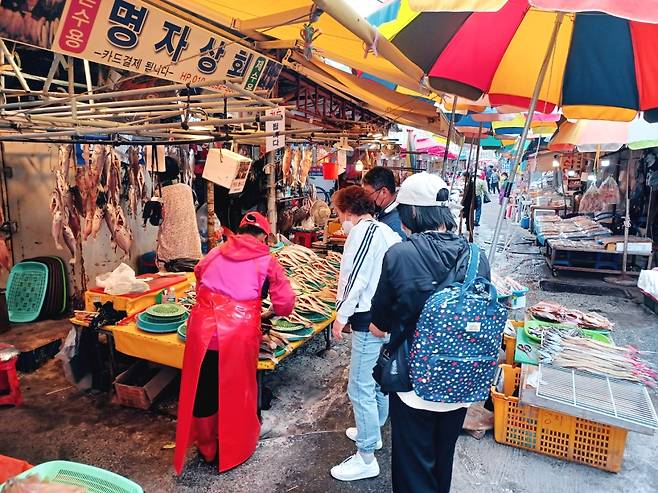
left=1, top=201, right=656, bottom=493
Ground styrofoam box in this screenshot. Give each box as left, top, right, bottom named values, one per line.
left=202, top=148, right=252, bottom=191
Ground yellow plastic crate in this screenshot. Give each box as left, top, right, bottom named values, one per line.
left=503, top=320, right=524, bottom=366
left=491, top=364, right=628, bottom=473
left=84, top=276, right=193, bottom=315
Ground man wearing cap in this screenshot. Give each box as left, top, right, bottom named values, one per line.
left=362, top=167, right=406, bottom=241
left=175, top=212, right=295, bottom=475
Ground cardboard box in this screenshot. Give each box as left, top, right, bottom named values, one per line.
left=114, top=362, right=178, bottom=410
left=202, top=148, right=252, bottom=194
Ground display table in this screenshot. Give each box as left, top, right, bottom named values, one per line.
left=108, top=316, right=334, bottom=371
left=545, top=239, right=653, bottom=276
left=72, top=310, right=334, bottom=412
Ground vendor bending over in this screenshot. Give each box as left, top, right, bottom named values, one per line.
left=174, top=212, right=295, bottom=474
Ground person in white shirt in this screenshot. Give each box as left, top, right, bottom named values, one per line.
left=330, top=185, right=401, bottom=482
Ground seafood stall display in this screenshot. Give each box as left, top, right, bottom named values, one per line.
left=528, top=301, right=614, bottom=330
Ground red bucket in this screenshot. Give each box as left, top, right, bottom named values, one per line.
left=323, top=161, right=339, bottom=180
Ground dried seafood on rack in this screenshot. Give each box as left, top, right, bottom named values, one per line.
left=529, top=301, right=614, bottom=330
left=539, top=330, right=658, bottom=386
left=491, top=273, right=527, bottom=297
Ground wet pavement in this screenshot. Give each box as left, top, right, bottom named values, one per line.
left=1, top=202, right=657, bottom=492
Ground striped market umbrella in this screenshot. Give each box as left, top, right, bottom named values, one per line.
left=549, top=119, right=658, bottom=152
left=370, top=0, right=658, bottom=122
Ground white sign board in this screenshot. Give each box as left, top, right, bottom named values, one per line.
left=265, top=107, right=285, bottom=152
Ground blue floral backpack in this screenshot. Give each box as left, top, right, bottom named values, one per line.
left=409, top=243, right=507, bottom=403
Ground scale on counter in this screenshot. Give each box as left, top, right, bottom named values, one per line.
left=520, top=364, right=658, bottom=434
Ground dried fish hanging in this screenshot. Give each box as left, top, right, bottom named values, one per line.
left=49, top=144, right=134, bottom=261
left=539, top=329, right=658, bottom=387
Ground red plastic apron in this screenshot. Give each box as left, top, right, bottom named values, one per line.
left=174, top=286, right=262, bottom=474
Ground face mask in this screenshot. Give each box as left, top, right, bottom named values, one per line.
left=342, top=220, right=354, bottom=235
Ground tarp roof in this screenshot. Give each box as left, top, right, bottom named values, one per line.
left=148, top=0, right=425, bottom=94
left=287, top=55, right=451, bottom=136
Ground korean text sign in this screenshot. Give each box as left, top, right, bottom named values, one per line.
left=55, top=0, right=282, bottom=90
left=265, top=107, right=285, bottom=152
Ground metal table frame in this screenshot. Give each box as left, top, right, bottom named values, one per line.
left=257, top=322, right=332, bottom=417
left=545, top=241, right=653, bottom=277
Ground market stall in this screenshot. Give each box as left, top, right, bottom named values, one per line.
left=71, top=244, right=340, bottom=410
left=491, top=295, right=658, bottom=472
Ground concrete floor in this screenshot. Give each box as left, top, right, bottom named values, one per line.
left=1, top=203, right=657, bottom=492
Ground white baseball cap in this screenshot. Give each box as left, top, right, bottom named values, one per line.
left=397, top=172, right=460, bottom=209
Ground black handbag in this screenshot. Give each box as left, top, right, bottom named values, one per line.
left=372, top=239, right=471, bottom=394
left=372, top=325, right=414, bottom=393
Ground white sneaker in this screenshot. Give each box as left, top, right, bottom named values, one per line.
left=345, top=427, right=383, bottom=450
left=331, top=453, right=380, bottom=481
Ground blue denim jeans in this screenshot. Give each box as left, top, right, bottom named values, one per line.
left=475, top=196, right=483, bottom=225
left=348, top=331, right=389, bottom=454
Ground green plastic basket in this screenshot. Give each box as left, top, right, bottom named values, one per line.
left=5, top=460, right=143, bottom=493
left=6, top=261, right=49, bottom=323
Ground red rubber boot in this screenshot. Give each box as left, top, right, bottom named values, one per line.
left=193, top=414, right=218, bottom=462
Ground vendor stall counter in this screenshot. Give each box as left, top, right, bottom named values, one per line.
left=75, top=273, right=334, bottom=412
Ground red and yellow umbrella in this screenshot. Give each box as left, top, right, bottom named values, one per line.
left=368, top=0, right=658, bottom=121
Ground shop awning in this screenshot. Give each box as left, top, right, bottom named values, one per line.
left=147, top=0, right=426, bottom=94
left=286, top=55, right=451, bottom=136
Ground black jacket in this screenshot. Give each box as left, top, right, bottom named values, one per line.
left=377, top=204, right=406, bottom=241
left=370, top=232, right=490, bottom=338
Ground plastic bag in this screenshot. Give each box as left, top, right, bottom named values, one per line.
left=1, top=475, right=85, bottom=493
left=55, top=328, right=91, bottom=391
left=599, top=176, right=621, bottom=205
left=95, top=263, right=149, bottom=296
left=578, top=183, right=602, bottom=213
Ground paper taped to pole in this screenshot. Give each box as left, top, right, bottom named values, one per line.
left=265, top=107, right=285, bottom=152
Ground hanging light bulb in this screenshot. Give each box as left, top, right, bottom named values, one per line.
left=355, top=160, right=364, bottom=172
left=552, top=155, right=560, bottom=168
left=601, top=158, right=611, bottom=167
left=567, top=170, right=576, bottom=177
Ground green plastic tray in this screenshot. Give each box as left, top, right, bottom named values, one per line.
left=146, top=303, right=188, bottom=318
left=5, top=460, right=143, bottom=493
left=524, top=319, right=612, bottom=343
left=6, top=261, right=49, bottom=323
left=137, top=312, right=189, bottom=333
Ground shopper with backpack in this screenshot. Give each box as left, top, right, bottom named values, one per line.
left=369, top=172, right=497, bottom=493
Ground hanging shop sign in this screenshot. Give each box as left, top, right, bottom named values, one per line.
left=55, top=0, right=283, bottom=91
left=265, top=107, right=286, bottom=153
left=0, top=0, right=282, bottom=92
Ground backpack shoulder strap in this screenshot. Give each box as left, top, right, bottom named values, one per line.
left=464, top=243, right=480, bottom=285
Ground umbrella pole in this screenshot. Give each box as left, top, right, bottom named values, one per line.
left=622, top=151, right=633, bottom=277
left=442, top=99, right=458, bottom=179
left=469, top=123, right=484, bottom=243
left=488, top=12, right=565, bottom=265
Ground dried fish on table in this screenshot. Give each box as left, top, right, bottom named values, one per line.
left=529, top=301, right=613, bottom=331
left=540, top=330, right=658, bottom=386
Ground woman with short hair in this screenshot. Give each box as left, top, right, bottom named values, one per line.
left=330, top=185, right=401, bottom=482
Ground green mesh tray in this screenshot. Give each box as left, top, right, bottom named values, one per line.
left=6, top=261, right=49, bottom=323
left=6, top=460, right=143, bottom=493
